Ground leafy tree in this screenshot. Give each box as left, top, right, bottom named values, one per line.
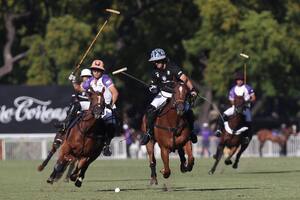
left=184, top=0, right=300, bottom=120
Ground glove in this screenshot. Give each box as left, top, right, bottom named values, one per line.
left=68, top=73, right=76, bottom=83
left=190, top=88, right=198, bottom=97
left=149, top=85, right=158, bottom=94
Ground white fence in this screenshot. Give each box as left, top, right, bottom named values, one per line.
left=1, top=134, right=300, bottom=160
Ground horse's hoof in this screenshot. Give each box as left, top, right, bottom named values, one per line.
left=70, top=174, right=77, bottom=182
left=180, top=163, right=187, bottom=173
left=208, top=170, right=214, bottom=175
left=187, top=164, right=194, bottom=172
left=46, top=178, right=54, bottom=184
left=37, top=165, right=44, bottom=172
left=232, top=163, right=238, bottom=169
left=225, top=159, right=232, bottom=165
left=150, top=177, right=158, bottom=185
left=75, top=177, right=83, bottom=187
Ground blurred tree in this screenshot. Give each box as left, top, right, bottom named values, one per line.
left=184, top=0, right=300, bottom=120
left=22, top=15, right=92, bottom=85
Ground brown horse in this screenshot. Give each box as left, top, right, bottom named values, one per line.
left=257, top=126, right=294, bottom=157
left=47, top=88, right=106, bottom=187
left=142, top=82, right=194, bottom=184
left=209, top=96, right=250, bottom=174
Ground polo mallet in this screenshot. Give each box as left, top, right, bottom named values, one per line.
left=72, top=8, right=120, bottom=75
left=112, top=67, right=148, bottom=87
left=239, top=53, right=250, bottom=84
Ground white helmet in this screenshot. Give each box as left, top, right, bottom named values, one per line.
left=149, top=48, right=166, bottom=62
left=80, top=68, right=92, bottom=77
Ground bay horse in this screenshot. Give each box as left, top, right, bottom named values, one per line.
left=209, top=96, right=250, bottom=174
left=257, top=126, right=294, bottom=157
left=47, top=88, right=106, bottom=187
left=142, top=81, right=194, bottom=184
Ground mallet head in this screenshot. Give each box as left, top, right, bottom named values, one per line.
left=239, top=53, right=249, bottom=59
left=112, top=67, right=127, bottom=75
left=105, top=8, right=121, bottom=15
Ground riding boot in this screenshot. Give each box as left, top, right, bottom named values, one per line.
left=214, top=114, right=228, bottom=137
left=140, top=106, right=157, bottom=145
left=186, top=109, right=198, bottom=143
left=103, top=124, right=116, bottom=156
left=54, top=101, right=80, bottom=132
left=242, top=122, right=252, bottom=144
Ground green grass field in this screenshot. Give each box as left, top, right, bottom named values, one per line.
left=0, top=157, right=300, bottom=200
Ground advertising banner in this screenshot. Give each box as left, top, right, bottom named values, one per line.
left=0, top=85, right=73, bottom=133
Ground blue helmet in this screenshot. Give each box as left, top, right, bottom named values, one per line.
left=149, top=48, right=166, bottom=62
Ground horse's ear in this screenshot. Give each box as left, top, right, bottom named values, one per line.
left=101, top=87, right=105, bottom=94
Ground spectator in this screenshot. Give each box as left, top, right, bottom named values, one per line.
left=200, top=122, right=213, bottom=157
left=123, top=123, right=133, bottom=158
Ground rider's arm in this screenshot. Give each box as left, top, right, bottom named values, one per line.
left=229, top=87, right=235, bottom=105
left=102, top=74, right=118, bottom=106
left=80, top=77, right=94, bottom=92
left=179, top=74, right=194, bottom=91
left=246, top=85, right=256, bottom=103
left=108, top=84, right=119, bottom=106
left=250, top=93, right=256, bottom=103
left=72, top=82, right=84, bottom=92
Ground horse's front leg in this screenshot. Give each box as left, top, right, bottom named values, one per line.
left=209, top=143, right=224, bottom=175
left=160, top=147, right=171, bottom=178
left=146, top=140, right=158, bottom=185
left=183, top=141, right=194, bottom=172
left=47, top=142, right=70, bottom=184
left=178, top=146, right=187, bottom=173
left=69, top=160, right=80, bottom=182
left=64, top=160, right=76, bottom=182
left=224, top=146, right=238, bottom=165
left=233, top=141, right=250, bottom=169
left=75, top=155, right=99, bottom=188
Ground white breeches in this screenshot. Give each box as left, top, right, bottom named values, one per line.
left=80, top=101, right=90, bottom=111
left=101, top=107, right=116, bottom=124
left=150, top=91, right=172, bottom=109
left=224, top=106, right=252, bottom=122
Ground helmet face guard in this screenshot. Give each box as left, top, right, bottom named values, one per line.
left=149, top=48, right=166, bottom=62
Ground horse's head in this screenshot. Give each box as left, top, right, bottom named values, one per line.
left=233, top=95, right=246, bottom=114
left=88, top=87, right=105, bottom=119
left=172, top=82, right=189, bottom=115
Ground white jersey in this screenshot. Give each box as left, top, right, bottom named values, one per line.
left=229, top=84, right=254, bottom=102
left=82, top=74, right=114, bottom=105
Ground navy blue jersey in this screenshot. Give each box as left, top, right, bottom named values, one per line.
left=151, top=62, right=184, bottom=93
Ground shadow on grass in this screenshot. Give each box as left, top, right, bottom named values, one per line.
left=87, top=178, right=149, bottom=183
left=239, top=170, right=300, bottom=174
left=96, top=186, right=261, bottom=192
